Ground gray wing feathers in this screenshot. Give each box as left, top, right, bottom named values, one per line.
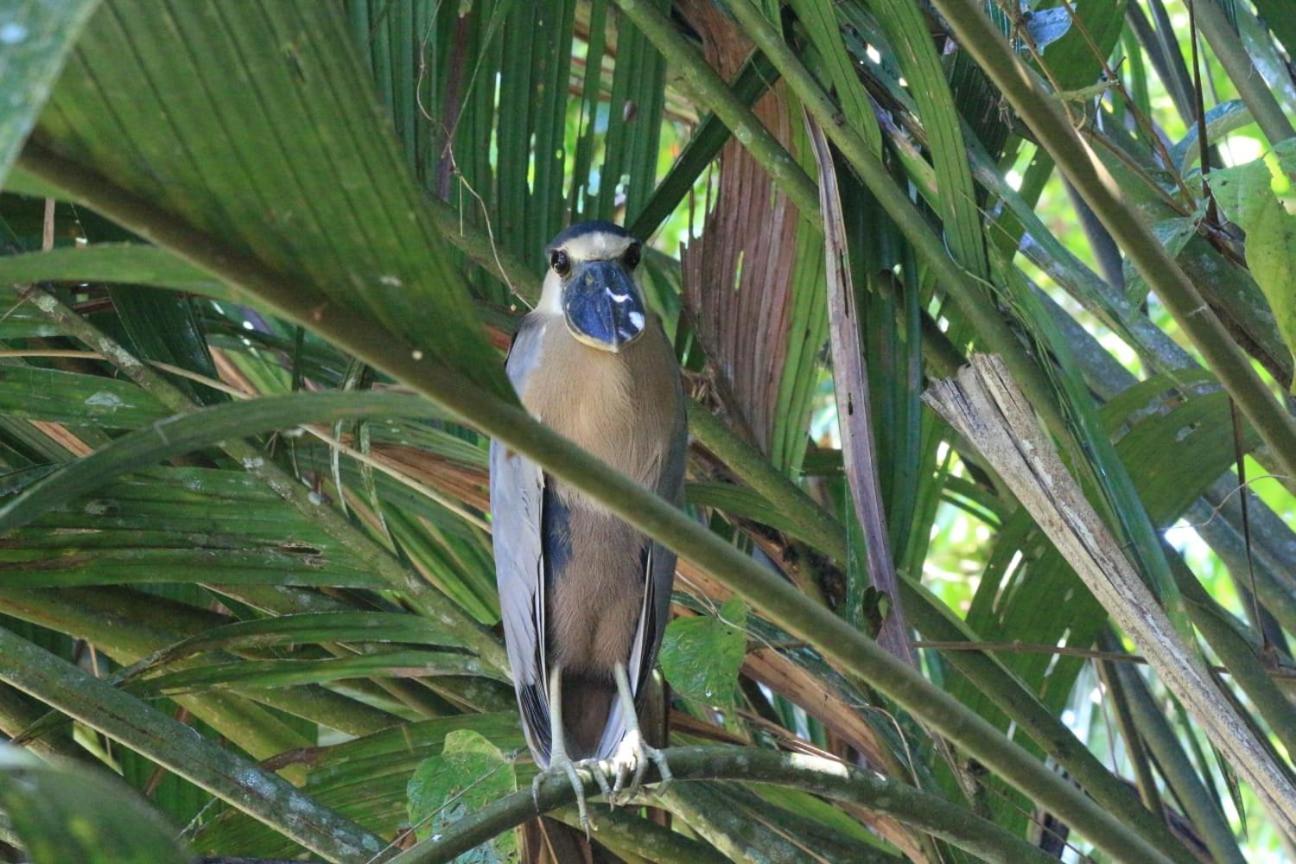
left=490, top=320, right=552, bottom=764
left=649, top=397, right=689, bottom=666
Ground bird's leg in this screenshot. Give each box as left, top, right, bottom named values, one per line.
left=607, top=662, right=672, bottom=805
left=530, top=665, right=595, bottom=836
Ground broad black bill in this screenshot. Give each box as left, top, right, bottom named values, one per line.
left=562, top=260, right=646, bottom=351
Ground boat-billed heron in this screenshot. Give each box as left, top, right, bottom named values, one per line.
left=490, top=221, right=686, bottom=827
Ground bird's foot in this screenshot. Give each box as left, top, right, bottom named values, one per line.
left=532, top=754, right=598, bottom=838
left=606, top=728, right=671, bottom=806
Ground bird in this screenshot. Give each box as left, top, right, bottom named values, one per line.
left=490, top=221, right=686, bottom=829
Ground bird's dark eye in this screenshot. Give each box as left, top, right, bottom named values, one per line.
left=623, top=243, right=641, bottom=270
left=550, top=249, right=570, bottom=277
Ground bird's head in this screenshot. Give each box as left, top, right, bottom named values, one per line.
left=540, top=221, right=646, bottom=353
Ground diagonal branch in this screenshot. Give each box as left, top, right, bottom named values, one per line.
left=384, top=746, right=1056, bottom=864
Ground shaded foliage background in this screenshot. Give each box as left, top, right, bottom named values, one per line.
left=1, top=0, right=1295, bottom=862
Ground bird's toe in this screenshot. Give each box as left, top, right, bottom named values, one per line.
left=538, top=755, right=596, bottom=837
left=645, top=743, right=672, bottom=795
left=608, top=729, right=670, bottom=805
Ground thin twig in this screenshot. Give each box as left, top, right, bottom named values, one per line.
left=912, top=640, right=1296, bottom=680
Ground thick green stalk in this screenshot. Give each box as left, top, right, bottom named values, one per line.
left=1105, top=632, right=1246, bottom=864
left=659, top=784, right=847, bottom=862
left=388, top=746, right=1056, bottom=864
left=17, top=143, right=1175, bottom=864
left=926, top=0, right=1296, bottom=487
left=610, top=0, right=822, bottom=220
left=1195, top=0, right=1295, bottom=146
left=688, top=408, right=846, bottom=560
left=0, top=626, right=385, bottom=864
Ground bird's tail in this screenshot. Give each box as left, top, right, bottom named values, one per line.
left=561, top=670, right=615, bottom=759
left=520, top=816, right=618, bottom=864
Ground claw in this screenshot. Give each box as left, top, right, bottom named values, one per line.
left=559, top=758, right=591, bottom=838
left=536, top=664, right=596, bottom=837
left=532, top=755, right=595, bottom=838
left=607, top=728, right=671, bottom=805
left=606, top=662, right=673, bottom=806
left=586, top=757, right=615, bottom=807
left=530, top=771, right=545, bottom=814
left=646, top=742, right=672, bottom=797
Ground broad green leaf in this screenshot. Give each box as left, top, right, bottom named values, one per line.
left=659, top=596, right=748, bottom=708
left=0, top=390, right=436, bottom=533
left=0, top=746, right=189, bottom=864
left=142, top=649, right=499, bottom=695
left=29, top=0, right=505, bottom=395
left=0, top=0, right=101, bottom=184
left=0, top=243, right=228, bottom=296
left=0, top=364, right=168, bottom=428
left=406, top=729, right=518, bottom=860
left=1039, top=0, right=1127, bottom=92
left=1, top=468, right=389, bottom=589
left=1252, top=0, right=1296, bottom=58
left=1212, top=154, right=1296, bottom=389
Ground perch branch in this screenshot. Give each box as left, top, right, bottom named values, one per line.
left=383, top=746, right=1055, bottom=864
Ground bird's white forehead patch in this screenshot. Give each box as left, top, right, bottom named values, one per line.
left=557, top=231, right=636, bottom=261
